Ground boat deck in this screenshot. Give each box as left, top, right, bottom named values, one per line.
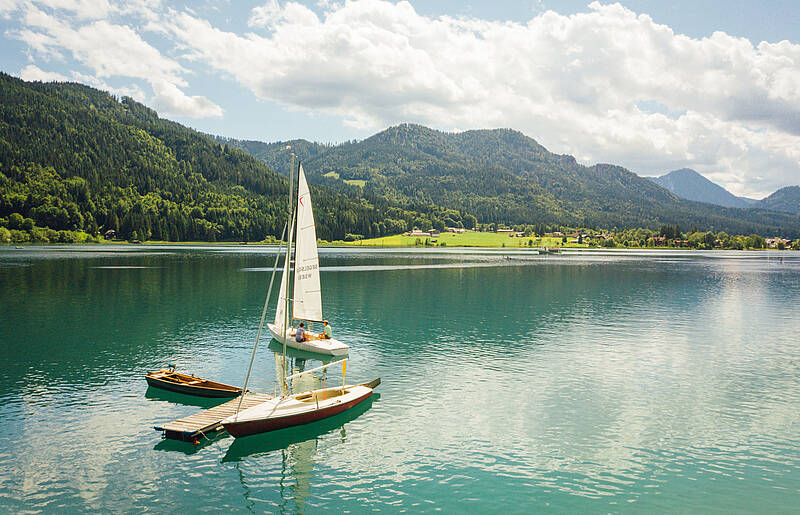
left=155, top=393, right=274, bottom=442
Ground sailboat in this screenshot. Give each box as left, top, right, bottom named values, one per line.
left=267, top=163, right=349, bottom=356
left=222, top=157, right=378, bottom=439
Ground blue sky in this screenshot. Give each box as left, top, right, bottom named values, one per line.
left=1, top=0, right=799, bottom=197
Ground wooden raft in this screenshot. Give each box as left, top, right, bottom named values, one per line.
left=155, top=393, right=273, bottom=442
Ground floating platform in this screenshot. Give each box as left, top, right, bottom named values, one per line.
left=155, top=393, right=274, bottom=442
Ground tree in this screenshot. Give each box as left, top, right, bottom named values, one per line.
left=463, top=214, right=477, bottom=230
left=7, top=213, right=23, bottom=229
left=745, top=234, right=765, bottom=249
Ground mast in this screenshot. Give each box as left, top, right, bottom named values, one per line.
left=282, top=153, right=295, bottom=396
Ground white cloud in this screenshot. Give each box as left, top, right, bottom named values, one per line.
left=71, top=70, right=147, bottom=100
left=29, top=0, right=113, bottom=20
left=5, top=0, right=800, bottom=195
left=150, top=77, right=224, bottom=118
left=18, top=64, right=69, bottom=81
left=0, top=0, right=22, bottom=17
left=12, top=3, right=222, bottom=118
left=159, top=0, right=800, bottom=196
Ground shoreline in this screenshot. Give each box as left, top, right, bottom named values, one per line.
left=2, top=241, right=797, bottom=252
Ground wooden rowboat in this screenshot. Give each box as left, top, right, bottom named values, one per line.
left=145, top=368, right=242, bottom=398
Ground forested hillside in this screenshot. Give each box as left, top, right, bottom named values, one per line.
left=221, top=124, right=800, bottom=237
left=755, top=186, right=800, bottom=214
left=2, top=72, right=797, bottom=244
left=0, top=74, right=458, bottom=242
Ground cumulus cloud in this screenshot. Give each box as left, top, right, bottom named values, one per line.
left=18, top=64, right=69, bottom=81
left=150, top=78, right=224, bottom=118
left=5, top=0, right=800, bottom=195
left=0, top=0, right=22, bottom=17
left=71, top=71, right=147, bottom=100
left=11, top=1, right=221, bottom=118
left=29, top=0, right=113, bottom=20
left=155, top=0, right=799, bottom=196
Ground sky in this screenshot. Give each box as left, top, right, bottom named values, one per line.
left=1, top=1, right=799, bottom=198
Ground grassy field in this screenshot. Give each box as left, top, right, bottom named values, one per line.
left=340, top=231, right=590, bottom=248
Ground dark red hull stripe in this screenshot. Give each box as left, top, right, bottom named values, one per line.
left=224, top=390, right=373, bottom=437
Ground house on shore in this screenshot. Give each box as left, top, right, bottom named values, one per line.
left=766, top=237, right=791, bottom=248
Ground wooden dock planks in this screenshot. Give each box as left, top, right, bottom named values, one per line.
left=155, top=393, right=273, bottom=441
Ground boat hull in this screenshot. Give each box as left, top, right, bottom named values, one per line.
left=145, top=371, right=242, bottom=398
left=267, top=323, right=350, bottom=356
left=223, top=387, right=372, bottom=438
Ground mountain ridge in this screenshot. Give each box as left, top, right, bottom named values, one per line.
left=1, top=72, right=797, bottom=242
left=756, top=186, right=800, bottom=214
left=0, top=73, right=451, bottom=241
left=220, top=125, right=800, bottom=237
left=647, top=168, right=751, bottom=208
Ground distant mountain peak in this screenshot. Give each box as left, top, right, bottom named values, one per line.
left=755, top=185, right=800, bottom=214
left=647, top=168, right=750, bottom=208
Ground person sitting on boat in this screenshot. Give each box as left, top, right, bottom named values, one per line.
left=321, top=320, right=332, bottom=339
left=295, top=322, right=306, bottom=342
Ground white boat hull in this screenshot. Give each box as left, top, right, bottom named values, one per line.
left=267, top=323, right=350, bottom=356
left=222, top=384, right=374, bottom=437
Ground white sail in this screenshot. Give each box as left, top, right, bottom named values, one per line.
left=292, top=164, right=323, bottom=322
left=274, top=211, right=295, bottom=329
left=274, top=253, right=289, bottom=329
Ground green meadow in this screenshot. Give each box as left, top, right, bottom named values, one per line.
left=340, top=231, right=590, bottom=248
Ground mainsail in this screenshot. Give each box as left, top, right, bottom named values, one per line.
left=274, top=208, right=295, bottom=330
left=292, top=164, right=323, bottom=322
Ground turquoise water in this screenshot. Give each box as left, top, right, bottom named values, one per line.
left=1, top=245, right=799, bottom=512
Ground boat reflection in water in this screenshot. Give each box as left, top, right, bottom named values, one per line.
left=223, top=397, right=376, bottom=512
left=268, top=340, right=342, bottom=392
left=224, top=342, right=377, bottom=510
left=144, top=384, right=227, bottom=410
left=222, top=395, right=375, bottom=462
left=224, top=341, right=374, bottom=459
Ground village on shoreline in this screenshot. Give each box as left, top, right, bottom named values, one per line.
left=3, top=222, right=798, bottom=251
left=340, top=225, right=800, bottom=251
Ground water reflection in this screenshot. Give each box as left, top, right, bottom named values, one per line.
left=2, top=246, right=800, bottom=512
left=223, top=398, right=375, bottom=462
left=144, top=386, right=228, bottom=410
left=153, top=431, right=230, bottom=455
left=223, top=398, right=377, bottom=512
left=225, top=337, right=377, bottom=513
left=267, top=340, right=343, bottom=395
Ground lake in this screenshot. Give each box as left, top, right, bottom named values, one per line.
left=1, top=245, right=799, bottom=512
